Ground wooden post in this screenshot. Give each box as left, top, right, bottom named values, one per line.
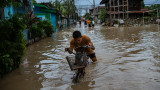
left=127, top=0, right=129, bottom=18
left=0, top=8, right=4, bottom=20
left=118, top=0, right=120, bottom=20
left=109, top=0, right=111, bottom=20
left=123, top=0, right=124, bottom=20
left=114, top=0, right=115, bottom=19
left=93, top=0, right=95, bottom=21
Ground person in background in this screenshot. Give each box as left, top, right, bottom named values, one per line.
left=87, top=19, right=91, bottom=27
left=84, top=20, right=87, bottom=25
left=92, top=19, right=95, bottom=28
left=79, top=20, right=81, bottom=25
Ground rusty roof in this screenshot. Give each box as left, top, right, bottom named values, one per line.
left=100, top=0, right=109, bottom=4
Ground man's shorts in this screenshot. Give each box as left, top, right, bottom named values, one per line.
left=88, top=53, right=96, bottom=59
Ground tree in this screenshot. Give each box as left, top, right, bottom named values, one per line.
left=33, top=0, right=37, bottom=3
left=141, top=0, right=145, bottom=9
left=52, top=0, right=61, bottom=11
left=147, top=4, right=160, bottom=18
left=99, top=8, right=108, bottom=23
left=60, top=0, right=76, bottom=18
left=0, top=0, right=13, bottom=8
left=83, top=13, right=91, bottom=20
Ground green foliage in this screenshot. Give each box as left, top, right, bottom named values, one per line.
left=31, top=24, right=44, bottom=38
left=0, top=55, right=13, bottom=76
left=22, top=13, right=44, bottom=39
left=0, top=0, right=21, bottom=8
left=146, top=4, right=160, bottom=18
left=42, top=20, right=54, bottom=37
left=33, top=0, right=37, bottom=3
left=0, top=0, right=13, bottom=8
left=141, top=0, right=145, bottom=9
left=99, top=8, right=108, bottom=22
left=30, top=20, right=45, bottom=38
left=52, top=0, right=61, bottom=10
left=29, top=19, right=54, bottom=38
left=0, top=15, right=26, bottom=77
left=59, top=0, right=76, bottom=17
left=83, top=13, right=91, bottom=20
left=0, top=14, right=54, bottom=77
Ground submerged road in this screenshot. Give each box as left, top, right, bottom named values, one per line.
left=0, top=23, right=160, bottom=90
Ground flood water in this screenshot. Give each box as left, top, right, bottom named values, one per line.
left=0, top=23, right=160, bottom=90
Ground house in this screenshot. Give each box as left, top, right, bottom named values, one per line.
left=1, top=0, right=33, bottom=20
left=60, top=15, right=68, bottom=28
left=100, top=0, right=153, bottom=20
left=33, top=3, right=57, bottom=31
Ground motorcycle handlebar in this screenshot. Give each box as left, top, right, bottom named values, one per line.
left=76, top=45, right=94, bottom=49
left=66, top=45, right=94, bottom=55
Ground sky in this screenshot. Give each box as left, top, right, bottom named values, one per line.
left=36, top=0, right=160, bottom=5
left=35, top=0, right=160, bottom=15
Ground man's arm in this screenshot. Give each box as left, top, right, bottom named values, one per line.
left=86, top=36, right=95, bottom=50
left=68, top=43, right=74, bottom=54
left=65, top=40, right=74, bottom=54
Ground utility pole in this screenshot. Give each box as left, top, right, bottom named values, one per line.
left=93, top=0, right=95, bottom=21
left=86, top=8, right=88, bottom=13
left=157, top=8, right=159, bottom=32
left=143, top=12, right=144, bottom=25
left=157, top=8, right=159, bottom=18
left=67, top=0, right=70, bottom=27
left=109, top=0, right=111, bottom=21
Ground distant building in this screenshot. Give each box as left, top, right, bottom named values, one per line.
left=100, top=0, right=153, bottom=20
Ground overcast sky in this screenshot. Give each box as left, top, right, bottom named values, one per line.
left=36, top=0, right=160, bottom=5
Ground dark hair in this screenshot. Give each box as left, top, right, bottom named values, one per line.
left=73, top=31, right=82, bottom=38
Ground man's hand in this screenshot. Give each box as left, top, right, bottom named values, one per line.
left=65, top=48, right=69, bottom=52
left=65, top=48, right=73, bottom=54
left=88, top=43, right=93, bottom=46
left=88, top=43, right=95, bottom=50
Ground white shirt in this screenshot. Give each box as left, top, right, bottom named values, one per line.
left=92, top=21, right=95, bottom=24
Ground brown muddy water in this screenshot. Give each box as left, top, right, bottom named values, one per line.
left=0, top=23, right=160, bottom=90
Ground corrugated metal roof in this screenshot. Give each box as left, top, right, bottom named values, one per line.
left=34, top=3, right=49, bottom=9
left=41, top=9, right=56, bottom=13
left=100, top=0, right=109, bottom=4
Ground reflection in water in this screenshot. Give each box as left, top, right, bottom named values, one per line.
left=0, top=23, right=160, bottom=90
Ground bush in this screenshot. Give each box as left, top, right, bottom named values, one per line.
left=30, top=20, right=54, bottom=38
left=0, top=15, right=26, bottom=77
left=31, top=23, right=45, bottom=39
left=42, top=20, right=54, bottom=37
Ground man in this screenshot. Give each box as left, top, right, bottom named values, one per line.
left=79, top=20, right=81, bottom=25
left=65, top=31, right=97, bottom=62
left=84, top=20, right=87, bottom=25
left=87, top=19, right=91, bottom=27
left=92, top=20, right=95, bottom=27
